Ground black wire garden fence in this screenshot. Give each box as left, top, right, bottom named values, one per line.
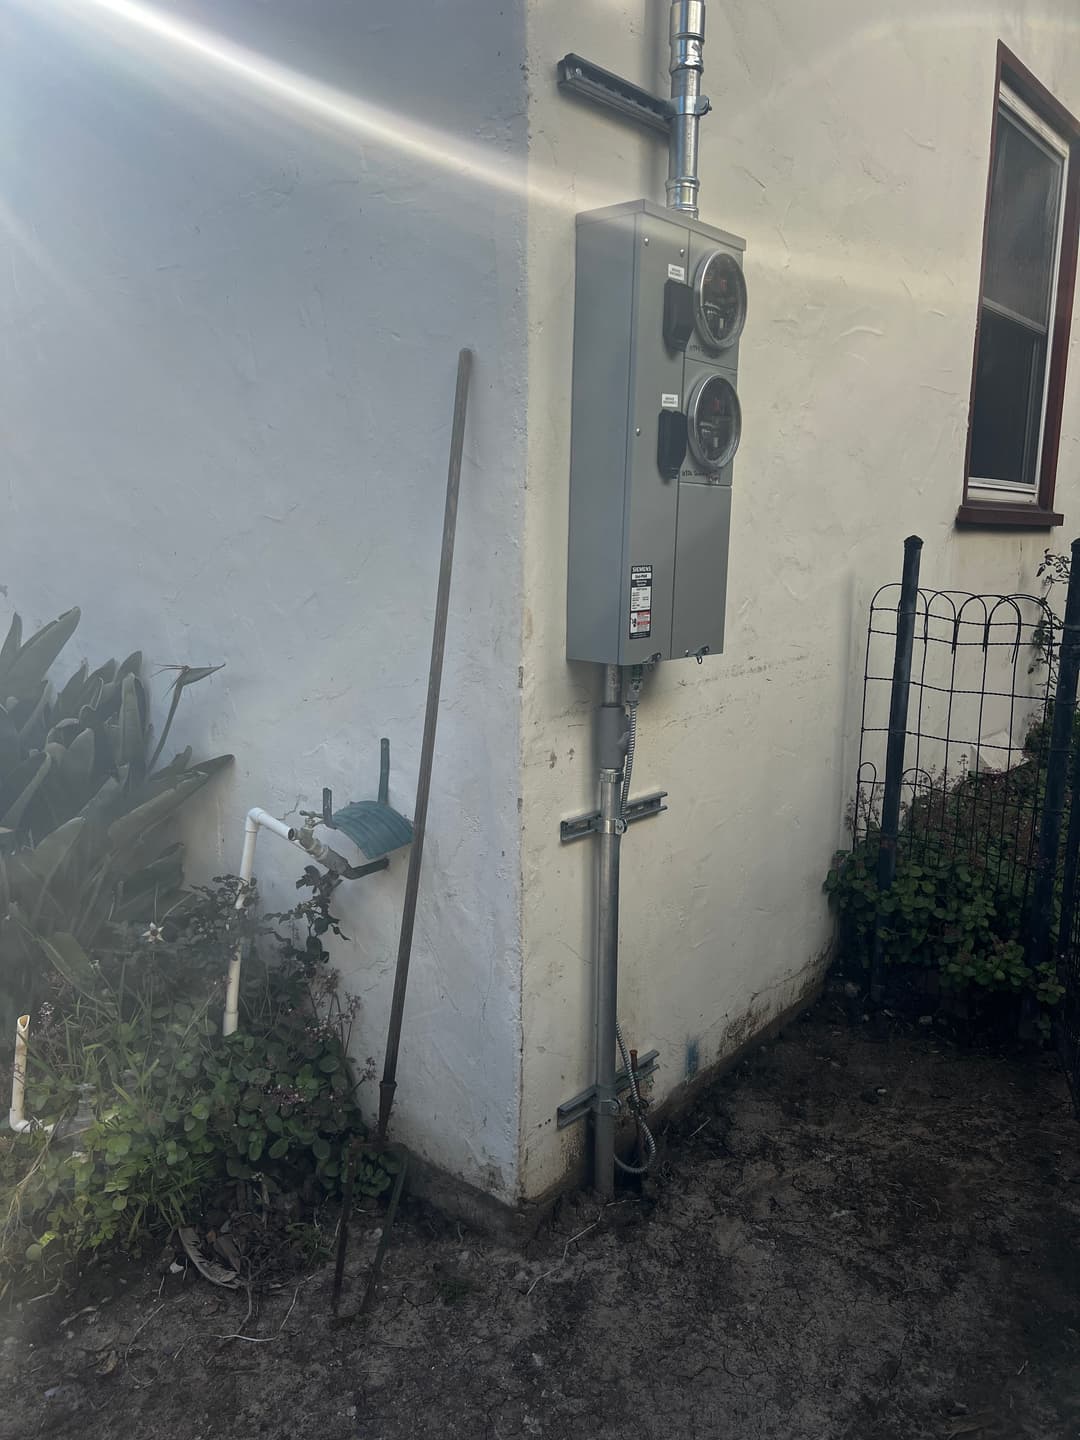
left=832, top=535, right=1080, bottom=1053
left=854, top=553, right=1059, bottom=936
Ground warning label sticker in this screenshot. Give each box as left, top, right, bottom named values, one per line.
left=667, top=263, right=686, bottom=281
left=629, top=564, right=653, bottom=639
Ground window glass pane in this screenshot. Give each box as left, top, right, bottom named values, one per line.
left=970, top=307, right=1046, bottom=486
left=983, top=110, right=1063, bottom=326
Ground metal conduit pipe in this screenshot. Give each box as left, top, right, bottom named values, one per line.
left=614, top=668, right=657, bottom=1176
left=593, top=664, right=627, bottom=1198
left=665, top=0, right=707, bottom=218
left=591, top=1, right=709, bottom=1196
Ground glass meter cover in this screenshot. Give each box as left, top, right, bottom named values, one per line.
left=686, top=374, right=742, bottom=472
left=693, top=250, right=747, bottom=351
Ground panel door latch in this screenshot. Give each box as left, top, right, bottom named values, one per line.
left=663, top=278, right=695, bottom=351
left=657, top=409, right=687, bottom=480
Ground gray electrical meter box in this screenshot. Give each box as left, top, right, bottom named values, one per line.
left=565, top=199, right=746, bottom=665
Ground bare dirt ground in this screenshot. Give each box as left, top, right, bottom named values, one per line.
left=3, top=989, right=1080, bottom=1440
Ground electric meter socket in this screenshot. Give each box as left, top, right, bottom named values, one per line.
left=566, top=200, right=746, bottom=665
left=693, top=250, right=747, bottom=353
left=685, top=372, right=742, bottom=471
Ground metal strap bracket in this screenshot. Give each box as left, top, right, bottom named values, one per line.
left=557, top=1050, right=660, bottom=1130
left=556, top=54, right=710, bottom=137
left=557, top=54, right=670, bottom=135
left=560, top=790, right=668, bottom=844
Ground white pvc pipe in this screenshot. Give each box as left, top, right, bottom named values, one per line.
left=223, top=809, right=297, bottom=1037
left=241, top=808, right=297, bottom=872
left=9, top=1014, right=28, bottom=1130
left=9, top=1013, right=53, bottom=1135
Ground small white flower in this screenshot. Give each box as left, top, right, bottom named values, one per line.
left=141, top=922, right=164, bottom=945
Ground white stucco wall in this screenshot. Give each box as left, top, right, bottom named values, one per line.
left=518, top=1, right=1080, bottom=1197
left=0, top=0, right=528, bottom=1199
left=5, top=0, right=1080, bottom=1210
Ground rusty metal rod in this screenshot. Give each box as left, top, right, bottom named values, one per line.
left=378, top=348, right=473, bottom=1141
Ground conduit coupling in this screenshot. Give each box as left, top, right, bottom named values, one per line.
left=666, top=0, right=708, bottom=217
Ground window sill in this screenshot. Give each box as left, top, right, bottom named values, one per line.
left=955, top=501, right=1064, bottom=530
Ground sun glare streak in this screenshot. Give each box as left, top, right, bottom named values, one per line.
left=9, top=0, right=1068, bottom=316
left=22, top=0, right=609, bottom=217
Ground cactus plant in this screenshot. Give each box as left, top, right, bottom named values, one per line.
left=0, top=607, right=232, bottom=1034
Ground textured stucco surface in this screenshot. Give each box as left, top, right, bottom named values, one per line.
left=5, top=0, right=1080, bottom=1209
left=518, top=0, right=1080, bottom=1197
left=0, top=0, right=528, bottom=1198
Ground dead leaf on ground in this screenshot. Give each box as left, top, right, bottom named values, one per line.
left=211, top=1231, right=244, bottom=1272
left=944, top=1415, right=994, bottom=1437
left=177, top=1227, right=241, bottom=1289
left=93, top=1349, right=119, bottom=1378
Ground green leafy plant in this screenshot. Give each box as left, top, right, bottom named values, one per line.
left=1, top=873, right=391, bottom=1295
left=828, top=690, right=1073, bottom=1035
left=286, top=1220, right=333, bottom=1267
left=826, top=840, right=1064, bottom=1025
left=0, top=606, right=232, bottom=1037
left=1030, top=549, right=1071, bottom=683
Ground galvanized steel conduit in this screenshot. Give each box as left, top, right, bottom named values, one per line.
left=666, top=0, right=707, bottom=218
left=591, top=1, right=708, bottom=1196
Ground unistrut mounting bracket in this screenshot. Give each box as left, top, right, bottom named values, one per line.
left=556, top=53, right=710, bottom=137
left=560, top=790, right=668, bottom=844
left=557, top=1050, right=660, bottom=1129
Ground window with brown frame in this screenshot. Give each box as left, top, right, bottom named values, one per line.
left=957, top=45, right=1080, bottom=529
